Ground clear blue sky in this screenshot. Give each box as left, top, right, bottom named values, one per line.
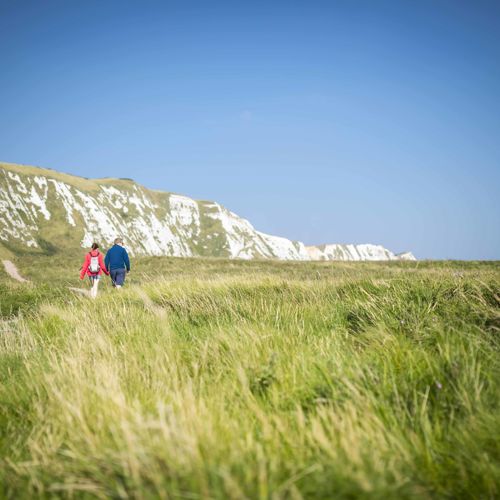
left=1, top=0, right=499, bottom=259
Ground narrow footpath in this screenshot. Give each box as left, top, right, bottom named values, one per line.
left=2, top=259, right=90, bottom=296
left=2, top=260, right=29, bottom=283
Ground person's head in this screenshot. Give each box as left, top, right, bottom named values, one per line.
left=114, top=238, right=123, bottom=246
left=91, top=243, right=99, bottom=250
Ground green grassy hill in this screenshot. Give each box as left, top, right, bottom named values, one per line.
left=1, top=257, right=499, bottom=498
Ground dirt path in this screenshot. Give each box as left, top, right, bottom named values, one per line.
left=2, top=260, right=29, bottom=283
left=2, top=259, right=91, bottom=296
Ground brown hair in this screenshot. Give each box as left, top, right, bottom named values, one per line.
left=91, top=243, right=99, bottom=250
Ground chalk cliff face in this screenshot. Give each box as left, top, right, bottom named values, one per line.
left=0, top=162, right=308, bottom=259
left=0, top=162, right=415, bottom=261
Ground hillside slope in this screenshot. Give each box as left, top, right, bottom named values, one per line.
left=0, top=162, right=414, bottom=260
left=0, top=162, right=308, bottom=259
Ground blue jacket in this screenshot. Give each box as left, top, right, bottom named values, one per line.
left=105, top=244, right=130, bottom=271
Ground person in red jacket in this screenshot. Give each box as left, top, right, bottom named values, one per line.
left=80, top=243, right=109, bottom=298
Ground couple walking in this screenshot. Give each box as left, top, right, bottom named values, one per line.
left=79, top=238, right=131, bottom=298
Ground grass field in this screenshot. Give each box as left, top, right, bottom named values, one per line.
left=1, top=256, right=499, bottom=498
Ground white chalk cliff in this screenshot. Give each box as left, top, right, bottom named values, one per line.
left=0, top=162, right=415, bottom=261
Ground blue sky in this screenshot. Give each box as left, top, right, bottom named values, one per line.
left=1, top=0, right=499, bottom=259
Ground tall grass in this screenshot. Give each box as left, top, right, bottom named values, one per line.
left=1, top=261, right=499, bottom=498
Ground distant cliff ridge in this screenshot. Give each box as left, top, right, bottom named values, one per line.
left=305, top=244, right=416, bottom=261
left=0, top=162, right=415, bottom=261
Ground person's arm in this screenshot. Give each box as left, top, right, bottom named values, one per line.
left=79, top=254, right=89, bottom=280
left=104, top=250, right=110, bottom=270
left=123, top=248, right=130, bottom=272
left=99, top=253, right=109, bottom=275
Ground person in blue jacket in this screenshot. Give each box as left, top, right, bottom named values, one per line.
left=104, top=238, right=130, bottom=288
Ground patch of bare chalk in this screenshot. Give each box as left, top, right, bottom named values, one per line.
left=2, top=260, right=29, bottom=283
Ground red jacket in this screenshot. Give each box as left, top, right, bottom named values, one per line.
left=80, top=250, right=109, bottom=279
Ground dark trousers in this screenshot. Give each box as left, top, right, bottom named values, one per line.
left=110, top=268, right=126, bottom=286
